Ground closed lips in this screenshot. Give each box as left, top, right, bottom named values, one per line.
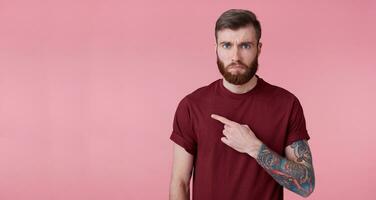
left=229, top=64, right=244, bottom=69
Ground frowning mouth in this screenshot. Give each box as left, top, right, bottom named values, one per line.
left=228, top=64, right=245, bottom=69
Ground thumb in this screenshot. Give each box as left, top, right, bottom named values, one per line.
left=221, top=137, right=230, bottom=145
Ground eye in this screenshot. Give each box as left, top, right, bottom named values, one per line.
left=222, top=43, right=231, bottom=49
left=241, top=43, right=251, bottom=49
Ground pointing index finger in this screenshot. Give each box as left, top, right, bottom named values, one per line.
left=211, top=114, right=236, bottom=126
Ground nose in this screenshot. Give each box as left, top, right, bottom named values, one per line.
left=231, top=46, right=240, bottom=62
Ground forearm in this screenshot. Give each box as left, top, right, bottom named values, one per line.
left=169, top=181, right=190, bottom=200
left=255, top=144, right=315, bottom=197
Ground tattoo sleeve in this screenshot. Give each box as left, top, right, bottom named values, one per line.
left=256, top=140, right=315, bottom=197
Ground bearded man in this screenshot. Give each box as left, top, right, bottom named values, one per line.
left=169, top=9, right=315, bottom=200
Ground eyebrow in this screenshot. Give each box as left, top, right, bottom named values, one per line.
left=219, top=41, right=255, bottom=45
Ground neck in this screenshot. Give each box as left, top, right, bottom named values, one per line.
left=222, top=75, right=258, bottom=94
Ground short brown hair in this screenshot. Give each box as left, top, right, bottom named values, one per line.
left=215, top=9, right=262, bottom=43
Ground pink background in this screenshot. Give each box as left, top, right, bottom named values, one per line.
left=0, top=0, right=375, bottom=199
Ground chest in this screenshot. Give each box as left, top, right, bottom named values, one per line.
left=192, top=97, right=290, bottom=155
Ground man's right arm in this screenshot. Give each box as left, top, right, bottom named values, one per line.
left=169, top=144, right=194, bottom=200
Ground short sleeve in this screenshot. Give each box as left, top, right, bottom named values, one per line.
left=169, top=97, right=197, bottom=156
left=285, top=97, right=310, bottom=147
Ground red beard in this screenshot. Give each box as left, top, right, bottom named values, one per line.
left=216, top=54, right=259, bottom=85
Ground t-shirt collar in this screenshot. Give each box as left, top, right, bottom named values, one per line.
left=217, top=75, right=264, bottom=100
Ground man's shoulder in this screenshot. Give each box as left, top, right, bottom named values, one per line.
left=261, top=78, right=300, bottom=103
left=181, top=79, right=220, bottom=104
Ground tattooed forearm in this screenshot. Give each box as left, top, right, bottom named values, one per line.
left=256, top=141, right=315, bottom=197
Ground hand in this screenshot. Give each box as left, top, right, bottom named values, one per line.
left=211, top=114, right=263, bottom=158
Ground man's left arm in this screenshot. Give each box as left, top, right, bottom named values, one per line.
left=256, top=140, right=315, bottom=197
left=211, top=114, right=315, bottom=198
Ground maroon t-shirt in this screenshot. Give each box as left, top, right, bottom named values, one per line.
left=170, top=76, right=310, bottom=200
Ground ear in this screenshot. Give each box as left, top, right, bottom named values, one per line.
left=257, top=42, right=262, bottom=56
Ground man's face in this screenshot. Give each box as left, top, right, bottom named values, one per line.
left=216, top=25, right=262, bottom=85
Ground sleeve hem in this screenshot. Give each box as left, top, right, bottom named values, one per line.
left=170, top=132, right=196, bottom=156
left=285, top=131, right=310, bottom=147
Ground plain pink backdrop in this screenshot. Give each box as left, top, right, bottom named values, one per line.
left=0, top=0, right=375, bottom=199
